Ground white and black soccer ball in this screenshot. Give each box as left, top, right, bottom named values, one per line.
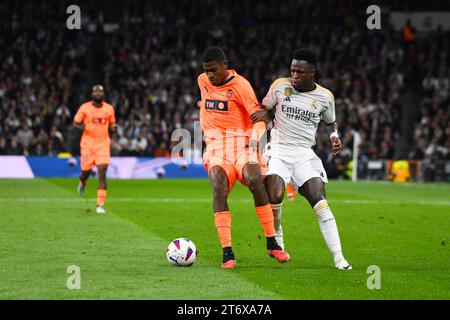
left=166, top=238, right=198, bottom=267
left=67, top=157, right=77, bottom=167
left=156, top=167, right=166, bottom=178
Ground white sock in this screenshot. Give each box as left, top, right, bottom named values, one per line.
left=271, top=203, right=283, bottom=234
left=313, top=200, right=344, bottom=263
left=271, top=203, right=284, bottom=249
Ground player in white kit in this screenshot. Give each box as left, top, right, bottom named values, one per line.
left=252, top=49, right=352, bottom=270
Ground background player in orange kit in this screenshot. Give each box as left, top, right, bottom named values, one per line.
left=73, top=85, right=116, bottom=214
left=286, top=182, right=297, bottom=201
left=198, top=47, right=290, bottom=268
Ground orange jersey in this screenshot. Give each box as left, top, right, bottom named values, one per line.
left=197, top=69, right=260, bottom=147
left=74, top=101, right=115, bottom=152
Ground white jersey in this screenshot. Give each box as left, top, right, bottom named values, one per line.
left=263, top=77, right=335, bottom=151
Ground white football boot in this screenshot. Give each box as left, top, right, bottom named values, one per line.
left=335, top=258, right=352, bottom=270
left=96, top=205, right=106, bottom=214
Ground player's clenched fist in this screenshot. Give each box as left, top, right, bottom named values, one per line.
left=330, top=136, right=342, bottom=155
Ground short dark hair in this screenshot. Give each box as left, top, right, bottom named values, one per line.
left=292, top=48, right=317, bottom=68
left=202, top=47, right=227, bottom=63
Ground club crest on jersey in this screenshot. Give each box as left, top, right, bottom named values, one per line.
left=311, top=100, right=318, bottom=109
left=92, top=118, right=107, bottom=124
left=284, top=87, right=293, bottom=97
left=226, top=89, right=233, bottom=99
left=205, top=99, right=228, bottom=111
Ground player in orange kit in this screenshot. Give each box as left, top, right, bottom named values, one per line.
left=198, top=47, right=290, bottom=268
left=73, top=85, right=116, bottom=214
left=286, top=182, right=297, bottom=201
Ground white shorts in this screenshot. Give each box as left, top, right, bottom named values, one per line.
left=263, top=144, right=328, bottom=188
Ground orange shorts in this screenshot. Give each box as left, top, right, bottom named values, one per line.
left=80, top=149, right=110, bottom=171
left=203, top=145, right=262, bottom=192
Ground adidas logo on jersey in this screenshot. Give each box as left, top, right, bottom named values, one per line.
left=283, top=97, right=291, bottom=102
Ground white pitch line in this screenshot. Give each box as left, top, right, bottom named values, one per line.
left=0, top=198, right=450, bottom=206
left=333, top=199, right=450, bottom=206
left=0, top=197, right=210, bottom=203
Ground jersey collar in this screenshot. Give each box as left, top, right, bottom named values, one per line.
left=214, top=69, right=238, bottom=87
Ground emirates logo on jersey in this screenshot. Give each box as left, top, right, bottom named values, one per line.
left=281, top=105, right=318, bottom=122
left=92, top=118, right=107, bottom=125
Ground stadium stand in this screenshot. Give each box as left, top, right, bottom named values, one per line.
left=0, top=0, right=449, bottom=180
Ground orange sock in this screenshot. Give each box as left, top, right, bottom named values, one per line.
left=256, top=204, right=275, bottom=237
left=286, top=183, right=296, bottom=195
left=214, top=211, right=232, bottom=248
left=97, top=189, right=107, bottom=206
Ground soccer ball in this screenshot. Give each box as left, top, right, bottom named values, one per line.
left=166, top=238, right=198, bottom=267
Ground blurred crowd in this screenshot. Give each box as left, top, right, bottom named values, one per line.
left=410, top=68, right=450, bottom=161
left=0, top=0, right=449, bottom=172
left=0, top=0, right=87, bottom=156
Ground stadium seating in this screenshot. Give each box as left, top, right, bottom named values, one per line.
left=0, top=0, right=449, bottom=178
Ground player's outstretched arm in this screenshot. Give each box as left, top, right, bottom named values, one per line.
left=73, top=121, right=85, bottom=131
left=326, top=122, right=342, bottom=155
left=250, top=108, right=274, bottom=124
left=248, top=120, right=267, bottom=155
left=253, top=81, right=278, bottom=124
left=109, top=123, right=117, bottom=133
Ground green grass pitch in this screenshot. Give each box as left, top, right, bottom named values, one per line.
left=0, top=178, right=449, bottom=299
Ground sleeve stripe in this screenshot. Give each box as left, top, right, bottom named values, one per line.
left=269, top=77, right=291, bottom=91
left=315, top=84, right=334, bottom=101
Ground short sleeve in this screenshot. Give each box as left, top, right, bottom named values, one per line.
left=109, top=106, right=116, bottom=124
left=74, top=105, right=86, bottom=123
left=263, top=79, right=290, bottom=110
left=321, top=96, right=336, bottom=124
left=262, top=88, right=279, bottom=110
left=197, top=74, right=207, bottom=101
left=237, top=79, right=260, bottom=115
